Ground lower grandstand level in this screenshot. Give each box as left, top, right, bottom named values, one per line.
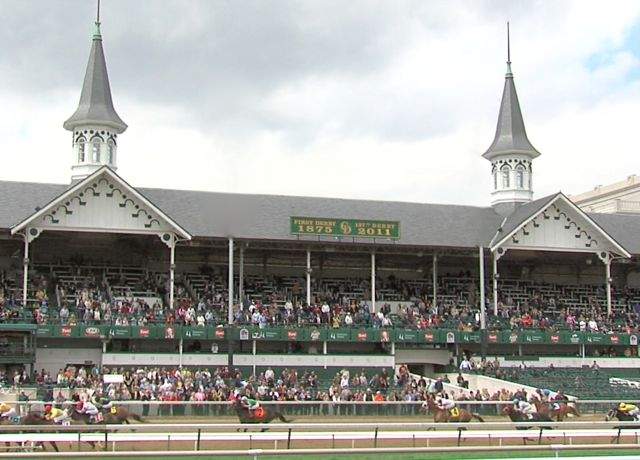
left=0, top=229, right=638, bottom=399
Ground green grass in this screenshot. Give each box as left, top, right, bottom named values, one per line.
left=36, top=450, right=640, bottom=460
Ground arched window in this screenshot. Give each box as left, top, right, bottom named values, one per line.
left=515, top=165, right=525, bottom=189
left=77, top=140, right=86, bottom=162
left=501, top=165, right=511, bottom=188
left=107, top=140, right=115, bottom=164
left=92, top=139, right=101, bottom=163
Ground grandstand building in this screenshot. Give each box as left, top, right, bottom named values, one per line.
left=1, top=12, right=640, bottom=378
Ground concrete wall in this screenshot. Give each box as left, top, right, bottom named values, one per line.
left=493, top=356, right=640, bottom=369
left=102, top=353, right=395, bottom=368
left=445, top=372, right=542, bottom=397
left=395, top=348, right=451, bottom=366
left=36, top=347, right=103, bottom=375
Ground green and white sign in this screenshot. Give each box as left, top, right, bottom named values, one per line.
left=290, top=217, right=400, bottom=239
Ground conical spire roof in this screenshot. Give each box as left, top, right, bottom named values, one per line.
left=63, top=21, right=127, bottom=133
left=483, top=27, right=538, bottom=161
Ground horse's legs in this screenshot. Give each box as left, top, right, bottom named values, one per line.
left=50, top=441, right=59, bottom=452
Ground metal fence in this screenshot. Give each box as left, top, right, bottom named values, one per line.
left=0, top=399, right=630, bottom=418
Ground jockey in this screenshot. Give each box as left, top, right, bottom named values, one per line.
left=513, top=398, right=536, bottom=419
left=90, top=389, right=113, bottom=411
left=0, top=402, right=16, bottom=420
left=619, top=403, right=640, bottom=420
left=435, top=395, right=457, bottom=415
left=240, top=395, right=260, bottom=415
left=44, top=405, right=68, bottom=424
left=76, top=400, right=100, bottom=420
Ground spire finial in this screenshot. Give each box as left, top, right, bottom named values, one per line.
left=506, top=21, right=512, bottom=76
left=93, top=0, right=102, bottom=39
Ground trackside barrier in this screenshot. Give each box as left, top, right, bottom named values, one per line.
left=0, top=399, right=630, bottom=418
left=1, top=420, right=640, bottom=430
left=1, top=444, right=640, bottom=459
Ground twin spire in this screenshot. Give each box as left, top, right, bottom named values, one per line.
left=483, top=22, right=539, bottom=161
left=63, top=0, right=127, bottom=134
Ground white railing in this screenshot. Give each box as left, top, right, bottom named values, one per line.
left=2, top=444, right=640, bottom=459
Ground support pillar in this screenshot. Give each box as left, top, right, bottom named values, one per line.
left=169, top=242, right=176, bottom=310
left=306, top=250, right=311, bottom=306
left=227, top=238, right=234, bottom=369
left=239, top=245, right=244, bottom=305
left=178, top=339, right=183, bottom=368
left=479, top=247, right=486, bottom=330
left=479, top=246, right=487, bottom=359
left=371, top=252, right=376, bottom=313
left=391, top=341, right=396, bottom=355
left=22, top=235, right=29, bottom=307
left=492, top=252, right=498, bottom=316
left=228, top=238, right=234, bottom=325
left=605, top=258, right=612, bottom=316
left=322, top=341, right=327, bottom=355
left=432, top=254, right=437, bottom=307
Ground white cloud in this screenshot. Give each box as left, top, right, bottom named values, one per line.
left=1, top=0, right=640, bottom=209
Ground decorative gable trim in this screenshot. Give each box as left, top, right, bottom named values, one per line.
left=11, top=167, right=191, bottom=240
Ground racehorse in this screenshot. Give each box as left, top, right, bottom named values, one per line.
left=423, top=398, right=485, bottom=424
left=605, top=408, right=640, bottom=442
left=9, top=411, right=61, bottom=452
left=502, top=405, right=555, bottom=444
left=533, top=400, right=580, bottom=421
left=231, top=400, right=290, bottom=431
left=70, top=406, right=145, bottom=425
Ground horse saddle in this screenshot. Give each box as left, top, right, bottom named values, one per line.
left=251, top=407, right=265, bottom=419
left=110, top=406, right=117, bottom=415
left=91, top=413, right=104, bottom=423
left=449, top=408, right=460, bottom=417
left=10, top=416, right=20, bottom=424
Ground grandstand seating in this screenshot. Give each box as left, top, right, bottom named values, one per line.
left=2, top=261, right=639, bottom=331
left=491, top=367, right=640, bottom=399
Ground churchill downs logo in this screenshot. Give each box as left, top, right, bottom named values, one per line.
left=85, top=327, right=100, bottom=337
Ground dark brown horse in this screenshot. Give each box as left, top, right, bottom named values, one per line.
left=534, top=400, right=580, bottom=421
left=12, top=411, right=60, bottom=452
left=232, top=400, right=290, bottom=431
left=423, top=398, right=484, bottom=423
left=71, top=406, right=145, bottom=425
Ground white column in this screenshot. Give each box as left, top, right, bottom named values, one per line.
left=492, top=252, right=498, bottom=316
left=228, top=238, right=234, bottom=325
left=306, top=250, right=311, bottom=306
left=479, top=246, right=486, bottom=330
left=22, top=235, right=29, bottom=307
left=371, top=252, right=376, bottom=313
left=239, top=245, right=244, bottom=305
left=605, top=257, right=612, bottom=315
left=178, top=339, right=183, bottom=368
left=432, top=254, right=437, bottom=307
left=169, top=241, right=175, bottom=310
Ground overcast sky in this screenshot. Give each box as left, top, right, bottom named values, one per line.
left=1, top=0, right=639, bottom=206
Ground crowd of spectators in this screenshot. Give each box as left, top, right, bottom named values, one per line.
left=2, top=267, right=640, bottom=335
left=0, top=363, right=536, bottom=409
